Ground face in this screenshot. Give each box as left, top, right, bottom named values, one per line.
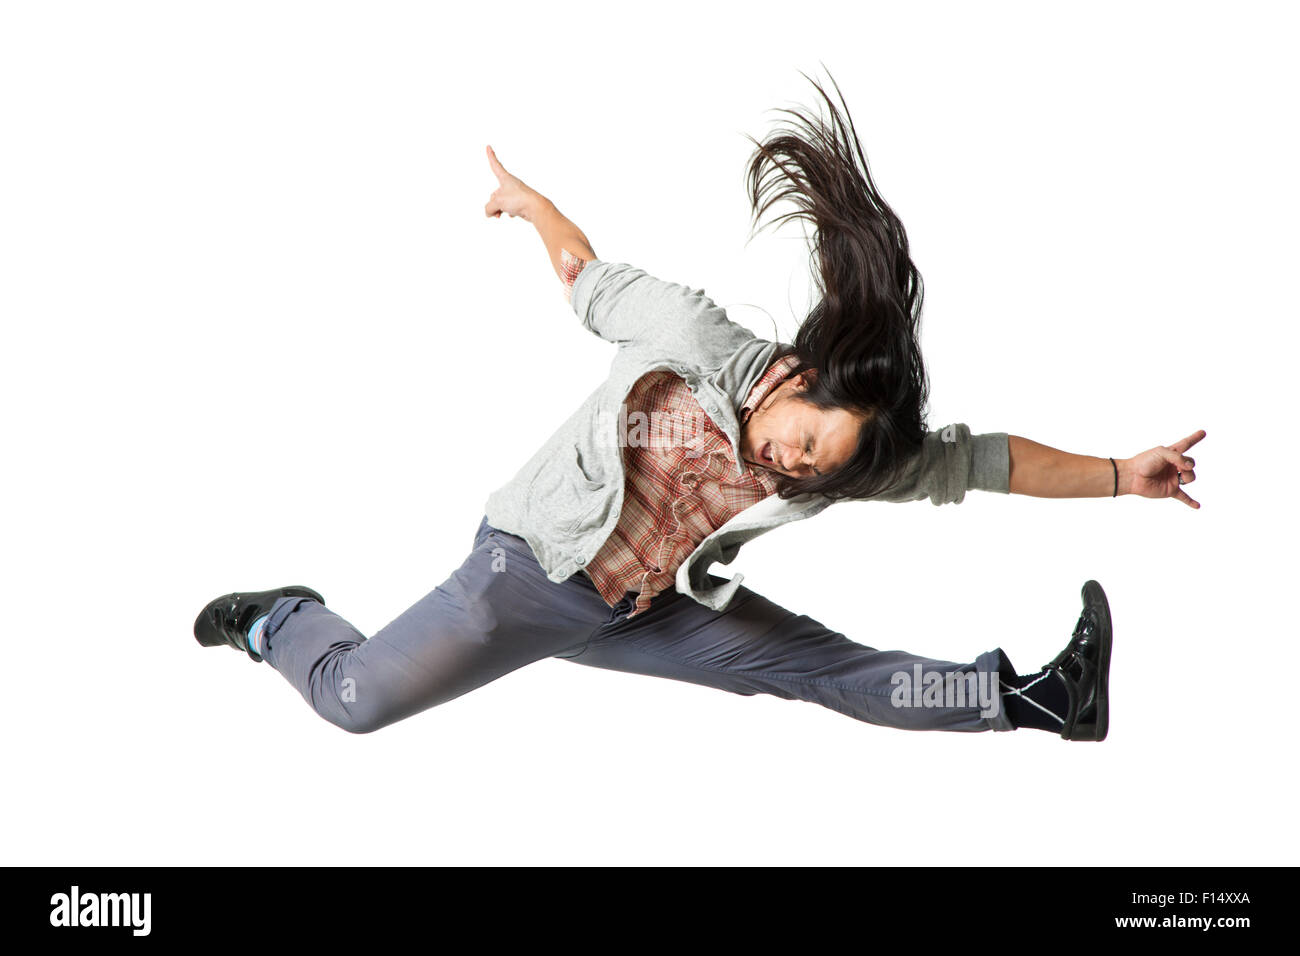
left=739, top=370, right=867, bottom=479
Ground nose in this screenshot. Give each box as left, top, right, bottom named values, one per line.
left=777, top=443, right=803, bottom=472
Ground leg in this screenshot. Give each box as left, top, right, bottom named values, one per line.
left=559, top=576, right=1015, bottom=733
left=258, top=517, right=618, bottom=733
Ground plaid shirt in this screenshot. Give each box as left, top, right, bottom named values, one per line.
left=583, top=355, right=800, bottom=618
left=560, top=247, right=588, bottom=302
left=560, top=250, right=799, bottom=617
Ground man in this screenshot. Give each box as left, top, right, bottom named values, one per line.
left=194, top=144, right=1204, bottom=741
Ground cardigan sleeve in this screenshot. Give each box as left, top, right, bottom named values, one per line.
left=862, top=424, right=1010, bottom=505
left=568, top=258, right=755, bottom=363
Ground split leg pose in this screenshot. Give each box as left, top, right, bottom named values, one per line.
left=195, top=72, right=1203, bottom=741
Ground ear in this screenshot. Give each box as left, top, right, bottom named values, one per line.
left=791, top=368, right=818, bottom=391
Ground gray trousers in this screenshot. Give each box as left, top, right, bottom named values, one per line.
left=259, top=515, right=1017, bottom=735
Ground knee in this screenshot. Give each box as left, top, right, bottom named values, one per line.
left=308, top=650, right=452, bottom=735
left=326, top=698, right=404, bottom=735
left=310, top=677, right=405, bottom=735
left=326, top=706, right=399, bottom=735
left=335, top=713, right=389, bottom=735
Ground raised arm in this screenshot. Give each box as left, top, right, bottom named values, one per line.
left=483, top=144, right=595, bottom=296
left=482, top=145, right=754, bottom=357
left=1008, top=431, right=1205, bottom=508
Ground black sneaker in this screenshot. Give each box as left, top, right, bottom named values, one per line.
left=193, top=586, right=325, bottom=663
left=1045, top=580, right=1113, bottom=741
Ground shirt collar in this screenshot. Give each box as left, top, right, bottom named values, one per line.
left=740, top=352, right=804, bottom=424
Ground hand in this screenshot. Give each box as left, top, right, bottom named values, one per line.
left=484, top=145, right=541, bottom=221
left=1122, top=429, right=1206, bottom=509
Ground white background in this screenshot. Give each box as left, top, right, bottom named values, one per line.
left=3, top=0, right=1296, bottom=866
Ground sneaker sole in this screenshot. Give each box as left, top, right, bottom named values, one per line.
left=1075, top=579, right=1112, bottom=741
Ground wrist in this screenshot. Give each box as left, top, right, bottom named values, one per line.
left=1113, top=457, right=1135, bottom=496
left=522, top=191, right=553, bottom=224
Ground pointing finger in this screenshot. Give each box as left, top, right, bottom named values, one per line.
left=1174, top=488, right=1201, bottom=509
left=486, top=144, right=508, bottom=182
left=1170, top=429, right=1207, bottom=453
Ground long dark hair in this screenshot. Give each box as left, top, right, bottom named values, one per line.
left=744, top=67, right=929, bottom=501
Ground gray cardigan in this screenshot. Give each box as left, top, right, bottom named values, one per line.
left=483, top=260, right=1010, bottom=612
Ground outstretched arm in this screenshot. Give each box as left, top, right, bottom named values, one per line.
left=1008, top=430, right=1205, bottom=508
left=483, top=144, right=596, bottom=296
